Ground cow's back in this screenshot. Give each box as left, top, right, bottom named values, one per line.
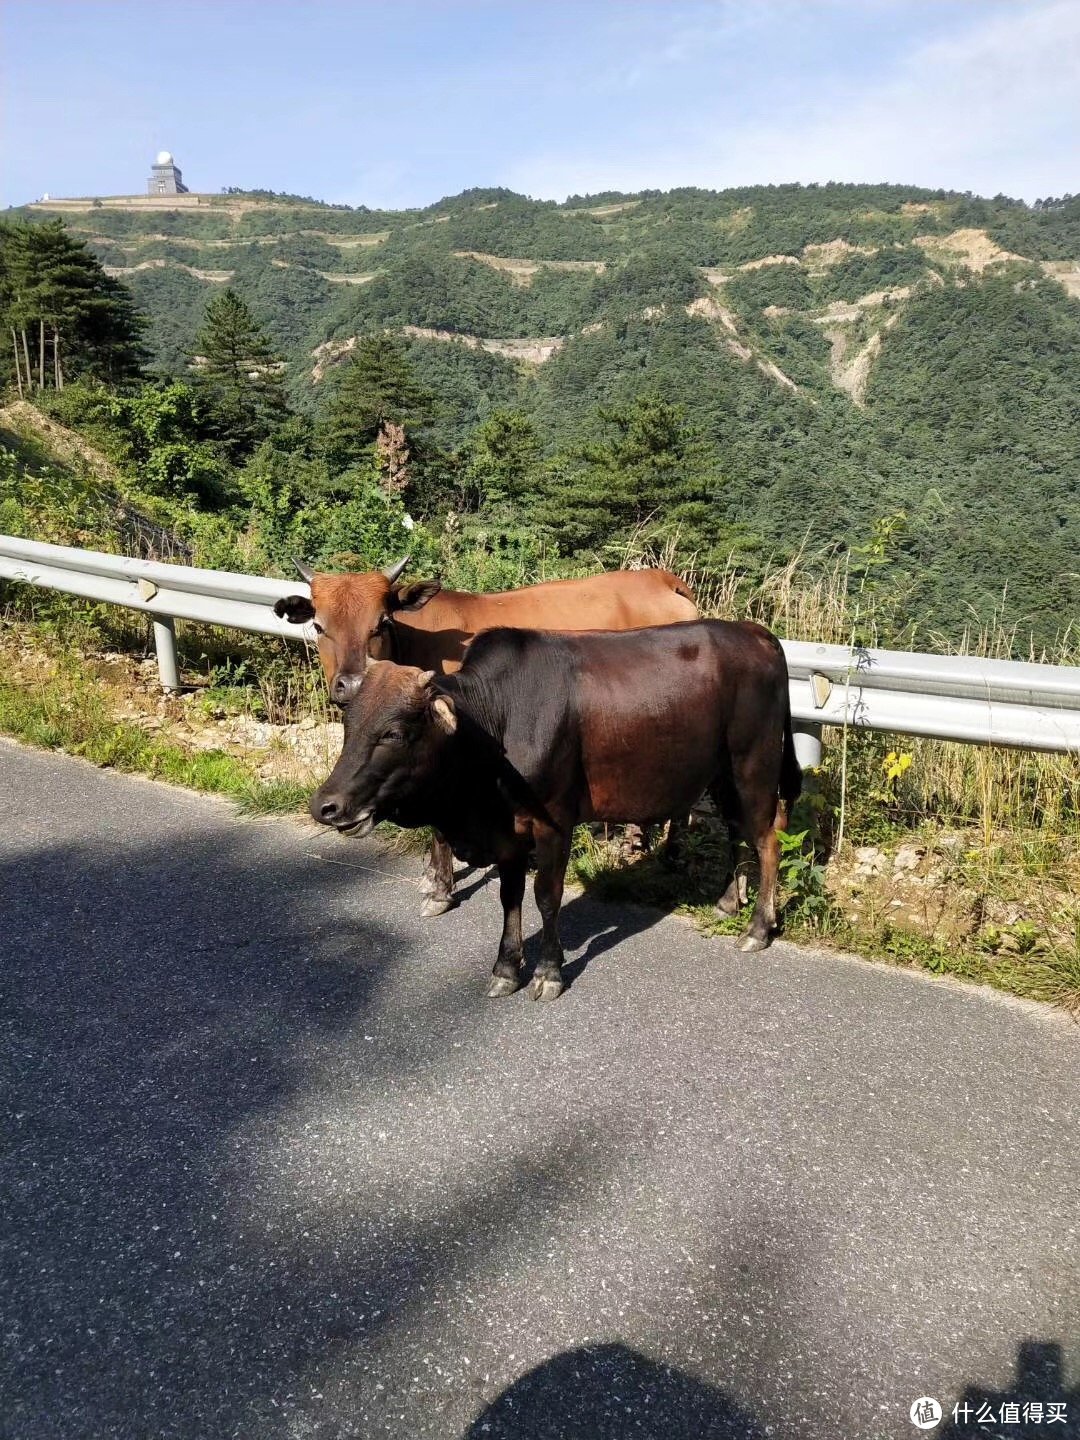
left=397, top=569, right=696, bottom=673
left=454, top=621, right=789, bottom=826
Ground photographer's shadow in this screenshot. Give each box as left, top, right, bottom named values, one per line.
left=463, top=1342, right=763, bottom=1440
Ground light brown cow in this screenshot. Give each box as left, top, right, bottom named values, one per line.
left=276, top=559, right=697, bottom=912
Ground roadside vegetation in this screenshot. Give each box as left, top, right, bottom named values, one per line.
left=2, top=187, right=1078, bottom=1010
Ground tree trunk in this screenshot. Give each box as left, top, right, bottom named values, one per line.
left=21, top=328, right=32, bottom=390
left=54, top=329, right=62, bottom=389
left=11, top=328, right=24, bottom=398
left=39, top=319, right=46, bottom=390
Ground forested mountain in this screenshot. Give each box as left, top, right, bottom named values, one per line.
left=4, top=183, right=1079, bottom=645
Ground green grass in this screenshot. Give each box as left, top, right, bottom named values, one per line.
left=0, top=670, right=308, bottom=816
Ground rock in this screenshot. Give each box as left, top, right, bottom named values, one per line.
left=893, top=844, right=924, bottom=873
left=854, top=845, right=886, bottom=876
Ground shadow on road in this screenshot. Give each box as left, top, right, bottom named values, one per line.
left=462, top=1342, right=764, bottom=1439
left=0, top=822, right=665, bottom=1437
left=553, top=889, right=666, bottom=989
left=938, top=1341, right=1079, bottom=1438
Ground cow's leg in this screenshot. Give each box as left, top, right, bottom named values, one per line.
left=420, top=833, right=457, bottom=917
left=662, top=813, right=690, bottom=868
left=710, top=766, right=748, bottom=917
left=717, top=868, right=750, bottom=916
left=487, top=856, right=527, bottom=998
left=527, top=826, right=571, bottom=1002
left=731, top=756, right=782, bottom=953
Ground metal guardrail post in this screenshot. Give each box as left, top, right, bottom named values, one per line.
left=793, top=722, right=823, bottom=771
left=153, top=617, right=180, bottom=692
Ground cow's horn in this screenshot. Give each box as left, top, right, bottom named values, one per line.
left=293, top=558, right=315, bottom=584
left=382, top=555, right=411, bottom=584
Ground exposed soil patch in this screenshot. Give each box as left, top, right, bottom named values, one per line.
left=738, top=253, right=801, bottom=272
left=802, top=238, right=878, bottom=273
left=452, top=251, right=607, bottom=286
left=400, top=326, right=565, bottom=364
left=822, top=313, right=899, bottom=405
left=580, top=200, right=641, bottom=217
left=685, top=297, right=799, bottom=392
left=914, top=228, right=1025, bottom=273
left=1042, top=260, right=1080, bottom=299
left=104, top=258, right=234, bottom=282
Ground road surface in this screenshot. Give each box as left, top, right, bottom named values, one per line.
left=1, top=740, right=1078, bottom=1439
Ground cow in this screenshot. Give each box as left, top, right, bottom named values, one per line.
left=309, top=620, right=802, bottom=1002
left=275, top=559, right=697, bottom=915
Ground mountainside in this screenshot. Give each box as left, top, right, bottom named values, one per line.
left=11, top=182, right=1080, bottom=643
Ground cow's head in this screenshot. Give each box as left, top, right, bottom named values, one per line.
left=273, top=557, right=441, bottom=706
left=309, top=661, right=457, bottom=837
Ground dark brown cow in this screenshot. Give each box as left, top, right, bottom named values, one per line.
left=309, top=621, right=802, bottom=1001
left=275, top=560, right=697, bottom=914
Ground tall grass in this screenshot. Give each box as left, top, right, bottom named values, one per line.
left=619, top=532, right=1079, bottom=844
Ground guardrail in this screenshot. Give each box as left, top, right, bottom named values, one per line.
left=2, top=535, right=1078, bottom=764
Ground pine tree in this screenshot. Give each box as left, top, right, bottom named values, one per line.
left=0, top=220, right=146, bottom=391
left=191, top=289, right=288, bottom=461
left=462, top=408, right=541, bottom=513
left=316, top=335, right=430, bottom=472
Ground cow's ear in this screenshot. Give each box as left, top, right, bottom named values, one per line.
left=429, top=693, right=457, bottom=735
left=274, top=594, right=316, bottom=624
left=390, top=578, right=442, bottom=612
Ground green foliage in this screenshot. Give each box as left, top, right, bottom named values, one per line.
left=816, top=245, right=929, bottom=303
left=460, top=408, right=541, bottom=513
left=725, top=263, right=815, bottom=313
left=316, top=334, right=429, bottom=470
left=0, top=218, right=146, bottom=388
left=104, top=382, right=229, bottom=503
left=0, top=442, right=117, bottom=547
left=191, top=288, right=289, bottom=461
left=776, top=828, right=832, bottom=926
left=534, top=393, right=716, bottom=555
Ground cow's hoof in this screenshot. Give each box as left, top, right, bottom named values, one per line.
left=487, top=974, right=522, bottom=999
left=526, top=975, right=565, bottom=1003
left=420, top=895, right=456, bottom=918
left=738, top=933, right=769, bottom=953
left=716, top=895, right=741, bottom=917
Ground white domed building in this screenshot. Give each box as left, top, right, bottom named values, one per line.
left=147, top=150, right=188, bottom=196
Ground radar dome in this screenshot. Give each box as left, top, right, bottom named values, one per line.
left=155, top=150, right=174, bottom=166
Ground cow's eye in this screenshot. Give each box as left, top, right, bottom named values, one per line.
left=312, top=620, right=325, bottom=635
left=380, top=725, right=405, bottom=745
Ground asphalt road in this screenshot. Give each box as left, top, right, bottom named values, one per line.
left=1, top=739, right=1078, bottom=1440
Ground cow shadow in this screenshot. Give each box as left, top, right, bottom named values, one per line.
left=550, top=889, right=666, bottom=988
left=462, top=1343, right=764, bottom=1440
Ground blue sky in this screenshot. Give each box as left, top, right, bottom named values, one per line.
left=2, top=1, right=1077, bottom=210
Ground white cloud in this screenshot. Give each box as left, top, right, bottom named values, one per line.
left=509, top=1, right=1080, bottom=201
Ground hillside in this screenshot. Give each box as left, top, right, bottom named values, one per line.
left=8, top=182, right=1080, bottom=644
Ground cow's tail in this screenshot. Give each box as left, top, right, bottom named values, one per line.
left=671, top=574, right=695, bottom=606
left=778, top=710, right=802, bottom=829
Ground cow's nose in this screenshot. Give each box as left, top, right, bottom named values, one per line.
left=311, top=791, right=342, bottom=825
left=331, top=673, right=360, bottom=706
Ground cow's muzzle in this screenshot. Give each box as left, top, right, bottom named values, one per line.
left=330, top=672, right=364, bottom=707
left=311, top=790, right=375, bottom=837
